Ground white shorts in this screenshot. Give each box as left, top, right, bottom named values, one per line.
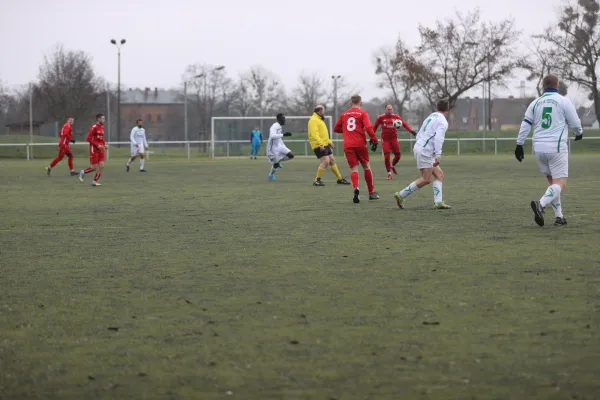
left=267, top=146, right=291, bottom=163
left=536, top=152, right=568, bottom=178
left=413, top=147, right=435, bottom=169
left=131, top=145, right=145, bottom=157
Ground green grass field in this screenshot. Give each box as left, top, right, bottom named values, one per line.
left=1, top=155, right=599, bottom=400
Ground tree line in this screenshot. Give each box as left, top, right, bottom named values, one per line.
left=1, top=0, right=599, bottom=138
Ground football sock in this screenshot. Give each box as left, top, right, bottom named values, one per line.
left=126, top=158, right=132, bottom=167
left=50, top=155, right=61, bottom=168
left=392, top=154, right=401, bottom=166
left=84, top=167, right=94, bottom=174
left=140, top=159, right=145, bottom=170
left=550, top=194, right=563, bottom=218
left=93, top=172, right=101, bottom=182
left=364, top=169, right=375, bottom=193
left=539, top=184, right=562, bottom=208
left=269, top=165, right=278, bottom=176
left=433, top=180, right=443, bottom=203
left=315, top=167, right=326, bottom=181
left=350, top=171, right=359, bottom=189
left=67, top=156, right=74, bottom=171
left=400, top=181, right=419, bottom=198
left=330, top=164, right=343, bottom=180
left=384, top=153, right=391, bottom=173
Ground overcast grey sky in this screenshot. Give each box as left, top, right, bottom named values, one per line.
left=0, top=0, right=586, bottom=105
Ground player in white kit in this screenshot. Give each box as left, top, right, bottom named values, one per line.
left=515, top=74, right=583, bottom=226
left=266, top=113, right=295, bottom=180
left=394, top=99, right=452, bottom=209
left=126, top=119, right=149, bottom=172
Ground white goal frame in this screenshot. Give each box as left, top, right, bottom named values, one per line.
left=211, top=115, right=334, bottom=158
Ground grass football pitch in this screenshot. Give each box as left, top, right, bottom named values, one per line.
left=1, top=155, right=599, bottom=400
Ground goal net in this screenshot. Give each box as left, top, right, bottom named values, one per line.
left=211, top=116, right=336, bottom=158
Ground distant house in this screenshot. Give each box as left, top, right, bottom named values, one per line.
left=445, top=97, right=531, bottom=131
left=4, top=120, right=45, bottom=136
left=120, top=87, right=184, bottom=140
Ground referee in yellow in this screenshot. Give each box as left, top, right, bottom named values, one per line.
left=308, top=104, right=349, bottom=186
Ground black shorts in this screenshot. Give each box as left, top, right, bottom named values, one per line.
left=313, top=145, right=333, bottom=159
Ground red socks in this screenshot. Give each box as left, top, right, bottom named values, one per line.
left=350, top=171, right=359, bottom=189
left=384, top=153, right=391, bottom=173
left=68, top=156, right=74, bottom=171
left=84, top=167, right=94, bottom=174
left=93, top=172, right=102, bottom=182
left=392, top=153, right=401, bottom=166
left=364, top=169, right=374, bottom=193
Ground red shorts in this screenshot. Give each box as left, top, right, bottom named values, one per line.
left=58, top=145, right=73, bottom=157
left=89, top=146, right=105, bottom=164
left=382, top=138, right=400, bottom=154
left=344, top=146, right=369, bottom=168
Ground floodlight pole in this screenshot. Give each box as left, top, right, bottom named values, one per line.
left=111, top=39, right=126, bottom=144
left=29, top=83, right=33, bottom=159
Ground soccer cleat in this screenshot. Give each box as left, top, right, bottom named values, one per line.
left=140, top=169, right=147, bottom=172
left=313, top=179, right=325, bottom=186
left=369, top=192, right=380, bottom=200
left=45, top=166, right=51, bottom=176
left=337, top=178, right=350, bottom=185
left=554, top=217, right=567, bottom=226
left=353, top=188, right=360, bottom=204
left=268, top=175, right=277, bottom=181
left=530, top=200, right=545, bottom=227
left=434, top=201, right=452, bottom=209
left=386, top=173, right=392, bottom=180
left=391, top=165, right=398, bottom=175
left=394, top=192, right=406, bottom=209
left=70, top=171, right=79, bottom=176
left=91, top=181, right=102, bottom=186
left=78, top=170, right=84, bottom=182
left=126, top=164, right=130, bottom=172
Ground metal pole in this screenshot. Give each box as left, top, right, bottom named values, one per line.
left=29, top=84, right=33, bottom=159
left=117, top=49, right=121, bottom=145
left=106, top=82, right=111, bottom=159
left=184, top=81, right=189, bottom=159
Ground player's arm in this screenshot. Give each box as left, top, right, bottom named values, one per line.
left=564, top=99, right=583, bottom=139
left=333, top=116, right=343, bottom=134
left=363, top=112, right=378, bottom=143
left=66, top=125, right=75, bottom=143
left=260, top=132, right=263, bottom=142
left=270, top=126, right=283, bottom=139
left=517, top=102, right=535, bottom=146
left=143, top=131, right=148, bottom=148
left=373, top=115, right=381, bottom=134
left=86, top=127, right=94, bottom=145
left=398, top=115, right=416, bottom=135
left=130, top=128, right=138, bottom=147
left=432, top=121, right=447, bottom=160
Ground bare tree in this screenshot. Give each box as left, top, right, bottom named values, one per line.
left=374, top=39, right=421, bottom=115
left=414, top=9, right=521, bottom=111
left=247, top=66, right=281, bottom=116
left=232, top=76, right=253, bottom=117
left=291, top=71, right=329, bottom=115
left=37, top=45, right=104, bottom=122
left=523, top=38, right=568, bottom=96
left=537, top=0, right=600, bottom=120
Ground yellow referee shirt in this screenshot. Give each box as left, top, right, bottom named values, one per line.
left=308, top=112, right=332, bottom=149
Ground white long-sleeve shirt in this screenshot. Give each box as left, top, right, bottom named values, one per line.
left=517, top=89, right=583, bottom=153
left=130, top=126, right=148, bottom=148
left=414, top=112, right=448, bottom=157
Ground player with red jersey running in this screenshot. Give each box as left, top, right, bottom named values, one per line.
left=333, top=95, right=380, bottom=203
left=78, top=113, right=108, bottom=186
left=45, top=117, right=78, bottom=177
left=373, top=104, right=416, bottom=180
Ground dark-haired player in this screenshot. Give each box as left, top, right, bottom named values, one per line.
left=45, top=117, right=78, bottom=176
left=266, top=113, right=294, bottom=180
left=79, top=113, right=108, bottom=186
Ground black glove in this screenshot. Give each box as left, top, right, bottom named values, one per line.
left=515, top=144, right=524, bottom=162
left=70, top=139, right=76, bottom=144
left=370, top=140, right=378, bottom=152
left=575, top=133, right=583, bottom=141
left=410, top=130, right=417, bottom=136
left=283, top=132, right=292, bottom=137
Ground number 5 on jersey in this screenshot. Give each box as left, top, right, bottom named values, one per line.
left=542, top=107, right=552, bottom=129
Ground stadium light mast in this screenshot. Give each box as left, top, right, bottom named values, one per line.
left=110, top=38, right=126, bottom=145
left=331, top=75, right=341, bottom=123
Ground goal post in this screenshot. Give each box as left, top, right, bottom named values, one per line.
left=211, top=116, right=335, bottom=158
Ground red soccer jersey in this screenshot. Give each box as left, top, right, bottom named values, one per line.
left=373, top=114, right=414, bottom=141
left=59, top=123, right=73, bottom=147
left=87, top=123, right=105, bottom=149
left=333, top=108, right=377, bottom=149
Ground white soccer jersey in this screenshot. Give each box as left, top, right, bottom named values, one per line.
left=267, top=122, right=291, bottom=162
left=130, top=126, right=148, bottom=148
left=414, top=112, right=448, bottom=157
left=517, top=90, right=582, bottom=153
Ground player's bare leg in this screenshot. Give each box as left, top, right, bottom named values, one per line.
left=533, top=175, right=567, bottom=226
left=126, top=155, right=137, bottom=172
left=330, top=156, right=348, bottom=185
left=92, top=161, right=104, bottom=186
left=314, top=155, right=329, bottom=186
left=361, top=162, right=379, bottom=200
left=268, top=152, right=294, bottom=180
left=432, top=166, right=451, bottom=209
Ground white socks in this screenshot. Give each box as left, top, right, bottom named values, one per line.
left=433, top=180, right=443, bottom=203
left=127, top=158, right=132, bottom=167
left=399, top=182, right=419, bottom=198
left=550, top=194, right=563, bottom=218
left=539, top=184, right=562, bottom=208
left=140, top=159, right=145, bottom=170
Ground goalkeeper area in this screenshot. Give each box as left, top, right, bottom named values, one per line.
left=1, top=155, right=599, bottom=399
